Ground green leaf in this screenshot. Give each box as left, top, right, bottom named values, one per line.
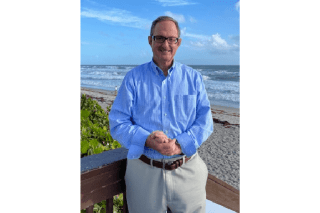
left=111, top=140, right=121, bottom=149
left=89, top=139, right=99, bottom=147
left=93, top=145, right=104, bottom=154
left=81, top=109, right=90, bottom=120
left=81, top=140, right=90, bottom=154
left=106, top=132, right=112, bottom=142
left=87, top=148, right=94, bottom=156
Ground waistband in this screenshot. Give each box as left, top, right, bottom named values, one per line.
left=139, top=153, right=197, bottom=170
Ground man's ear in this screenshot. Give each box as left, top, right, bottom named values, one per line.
left=148, top=36, right=152, bottom=47
left=177, top=38, right=182, bottom=47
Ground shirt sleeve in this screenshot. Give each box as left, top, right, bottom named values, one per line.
left=175, top=73, right=214, bottom=157
left=109, top=71, right=150, bottom=159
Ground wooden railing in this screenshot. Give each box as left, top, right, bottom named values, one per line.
left=81, top=148, right=239, bottom=213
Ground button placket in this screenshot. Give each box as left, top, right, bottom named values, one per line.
left=161, top=81, right=164, bottom=132
left=161, top=78, right=168, bottom=132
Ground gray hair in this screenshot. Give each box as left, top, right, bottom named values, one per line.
left=150, top=16, right=181, bottom=38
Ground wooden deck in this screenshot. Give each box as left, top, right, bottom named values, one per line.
left=81, top=147, right=239, bottom=213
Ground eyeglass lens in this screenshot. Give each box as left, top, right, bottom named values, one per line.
left=153, top=36, right=178, bottom=44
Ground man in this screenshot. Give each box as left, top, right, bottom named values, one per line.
left=109, top=16, right=213, bottom=213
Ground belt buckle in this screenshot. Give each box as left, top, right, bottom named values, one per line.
left=167, top=161, right=174, bottom=165
left=162, top=160, right=174, bottom=170
left=164, top=161, right=171, bottom=170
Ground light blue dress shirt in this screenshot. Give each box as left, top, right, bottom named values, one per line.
left=109, top=59, right=213, bottom=160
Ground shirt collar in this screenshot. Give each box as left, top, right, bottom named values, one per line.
left=151, top=58, right=176, bottom=77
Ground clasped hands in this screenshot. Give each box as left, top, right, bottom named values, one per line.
left=145, top=131, right=182, bottom=156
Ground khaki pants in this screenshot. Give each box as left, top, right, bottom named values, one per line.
left=124, top=151, right=208, bottom=213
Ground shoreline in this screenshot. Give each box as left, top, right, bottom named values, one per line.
left=81, top=87, right=240, bottom=125
left=80, top=86, right=240, bottom=190
left=81, top=86, right=239, bottom=109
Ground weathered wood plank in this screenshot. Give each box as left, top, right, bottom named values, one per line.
left=81, top=160, right=126, bottom=195
left=81, top=148, right=128, bottom=174
left=206, top=174, right=240, bottom=213
left=81, top=178, right=125, bottom=210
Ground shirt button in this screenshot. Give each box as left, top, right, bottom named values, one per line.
left=164, top=113, right=167, bottom=116
left=165, top=130, right=168, bottom=134
left=164, top=96, right=166, bottom=99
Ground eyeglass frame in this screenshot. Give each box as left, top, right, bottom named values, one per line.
left=151, top=35, right=180, bottom=44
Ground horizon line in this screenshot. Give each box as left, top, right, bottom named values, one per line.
left=80, top=64, right=240, bottom=66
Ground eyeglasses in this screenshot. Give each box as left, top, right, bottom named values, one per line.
left=152, top=35, right=179, bottom=44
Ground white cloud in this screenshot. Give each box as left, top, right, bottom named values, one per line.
left=190, top=41, right=205, bottom=47
left=184, top=33, right=210, bottom=41
left=211, top=33, right=229, bottom=48
left=235, top=1, right=240, bottom=12
left=181, top=27, right=210, bottom=40
left=81, top=8, right=151, bottom=29
left=155, top=0, right=197, bottom=7
left=189, top=16, right=197, bottom=23
left=181, top=28, right=239, bottom=54
left=164, top=11, right=185, bottom=23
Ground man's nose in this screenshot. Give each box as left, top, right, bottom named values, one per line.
left=161, top=39, right=170, bottom=47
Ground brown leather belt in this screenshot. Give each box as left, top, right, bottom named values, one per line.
left=139, top=154, right=192, bottom=170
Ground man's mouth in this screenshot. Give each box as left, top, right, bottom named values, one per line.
left=161, top=50, right=170, bottom=53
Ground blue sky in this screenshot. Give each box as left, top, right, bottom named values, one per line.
left=81, top=0, right=240, bottom=65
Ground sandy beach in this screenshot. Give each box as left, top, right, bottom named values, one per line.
left=81, top=87, right=240, bottom=190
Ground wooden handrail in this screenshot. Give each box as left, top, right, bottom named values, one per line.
left=81, top=148, right=239, bottom=213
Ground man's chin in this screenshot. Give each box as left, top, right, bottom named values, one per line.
left=153, top=55, right=174, bottom=65
left=159, top=55, right=173, bottom=61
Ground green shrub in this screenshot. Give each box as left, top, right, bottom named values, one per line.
left=80, top=194, right=124, bottom=213
left=81, top=94, right=121, bottom=157
left=81, top=94, right=123, bottom=213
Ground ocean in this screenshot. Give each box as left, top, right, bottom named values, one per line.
left=81, top=64, right=240, bottom=108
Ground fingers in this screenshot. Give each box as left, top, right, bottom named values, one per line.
left=154, top=138, right=165, bottom=143
left=147, top=131, right=180, bottom=156
left=153, top=131, right=167, bottom=138
left=153, top=131, right=169, bottom=143
left=169, top=138, right=176, bottom=143
left=147, top=131, right=167, bottom=143
left=156, top=139, right=181, bottom=156
left=148, top=136, right=168, bottom=146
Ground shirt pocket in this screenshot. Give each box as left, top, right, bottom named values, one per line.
left=174, top=95, right=197, bottom=121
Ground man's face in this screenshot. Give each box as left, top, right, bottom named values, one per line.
left=148, top=20, right=181, bottom=65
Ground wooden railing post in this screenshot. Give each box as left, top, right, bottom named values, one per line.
left=122, top=191, right=129, bottom=213
left=85, top=205, right=93, bottom=213
left=106, top=198, right=113, bottom=213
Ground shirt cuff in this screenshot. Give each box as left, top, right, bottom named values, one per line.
left=127, top=145, right=144, bottom=159
left=127, top=127, right=150, bottom=159
left=176, top=132, right=197, bottom=157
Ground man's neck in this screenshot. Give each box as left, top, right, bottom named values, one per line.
left=153, top=59, right=173, bottom=76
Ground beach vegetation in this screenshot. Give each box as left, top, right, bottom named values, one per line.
left=81, top=94, right=121, bottom=157
left=80, top=193, right=123, bottom=213
left=81, top=94, right=123, bottom=213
